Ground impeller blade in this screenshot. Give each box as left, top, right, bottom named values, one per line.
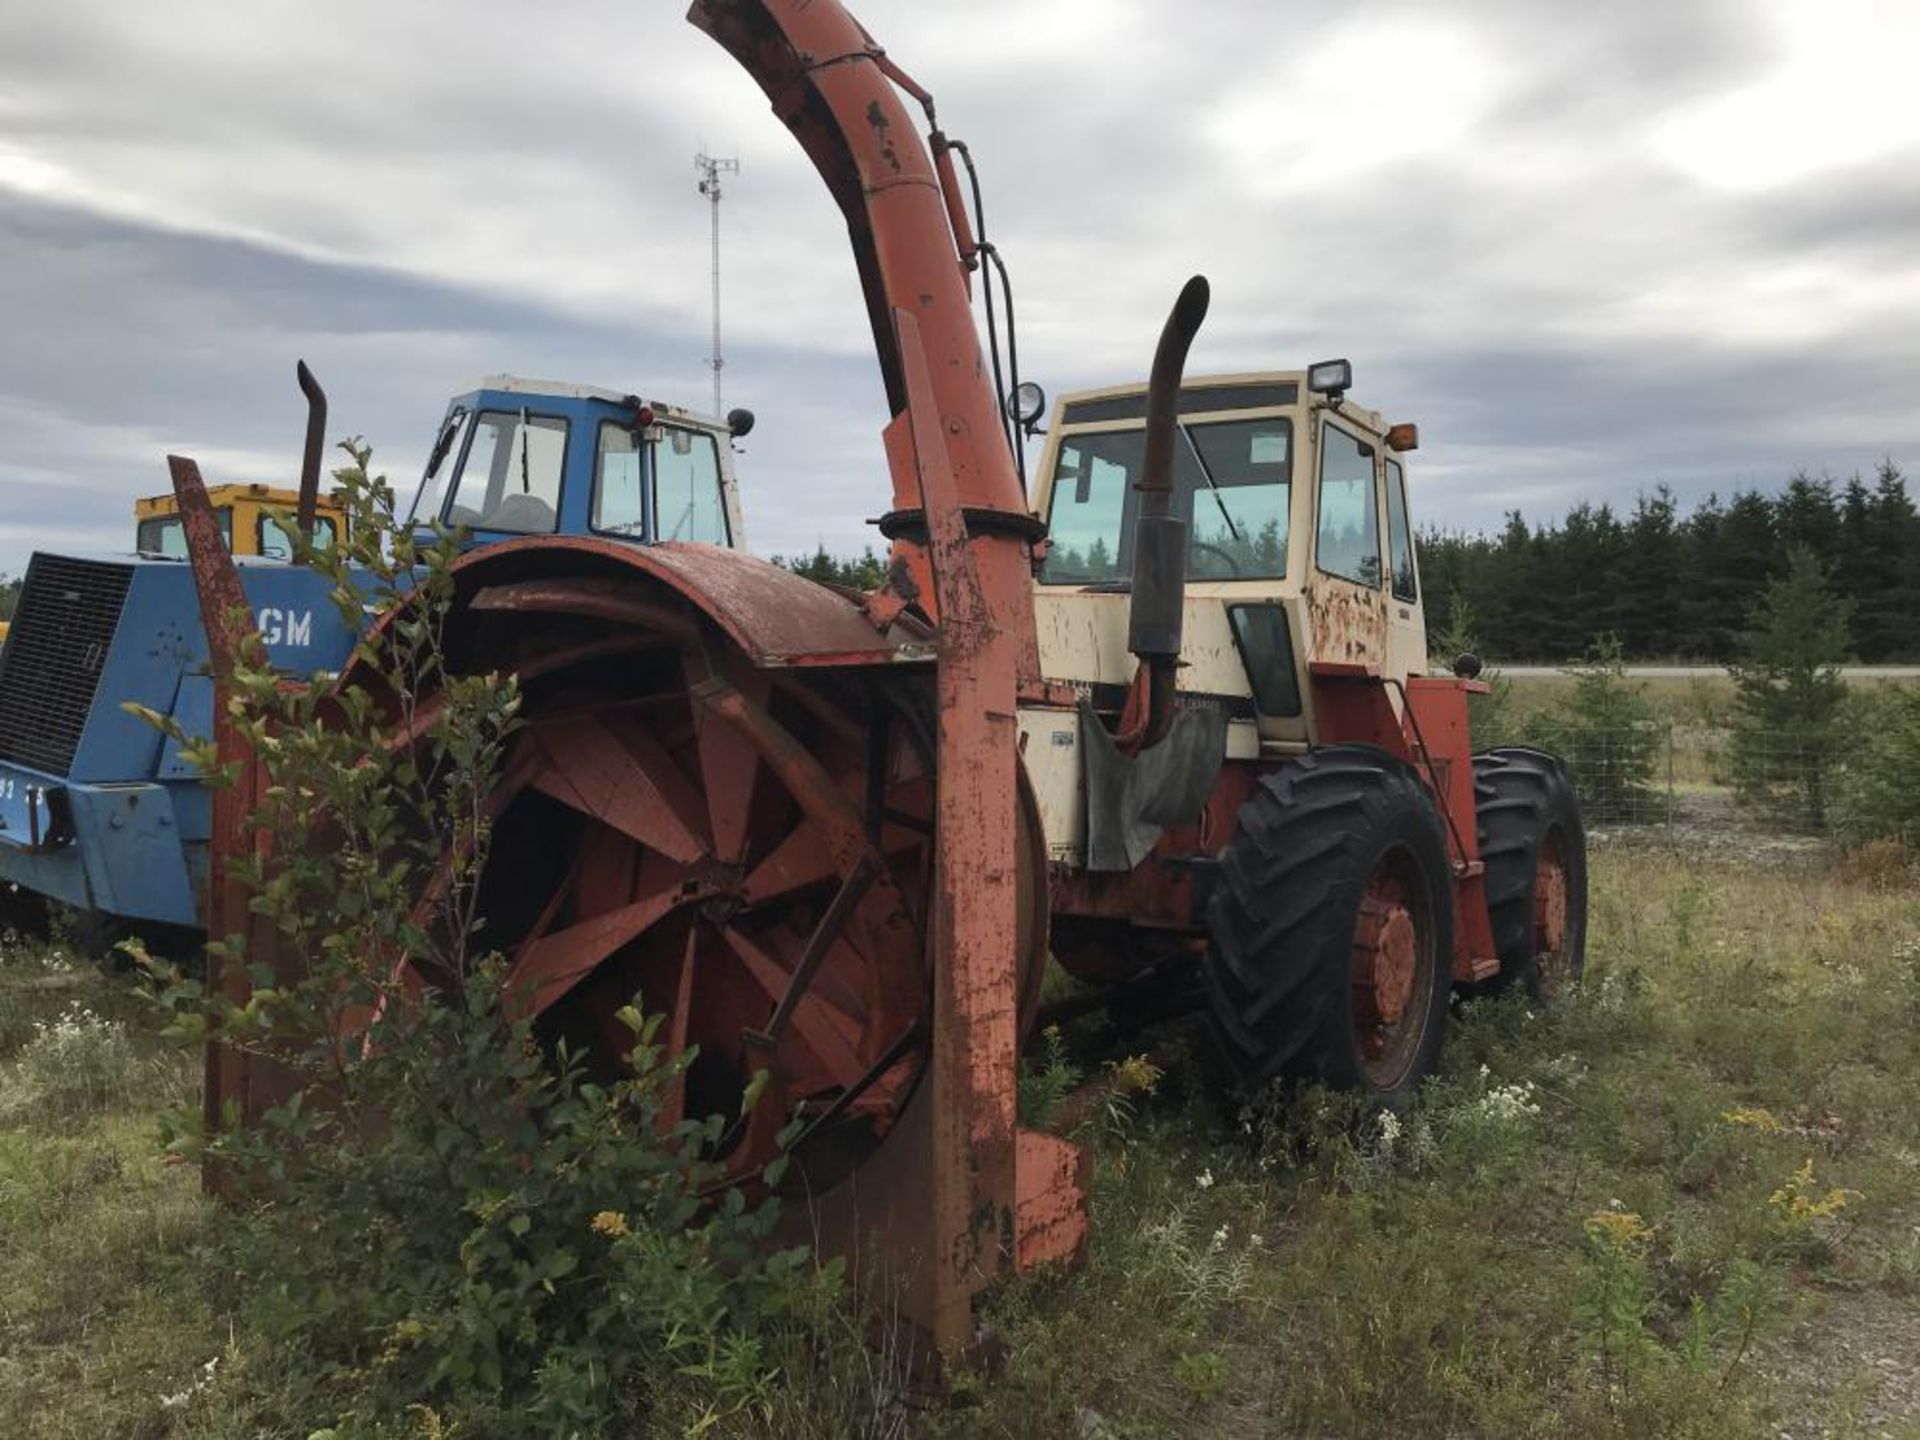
left=531, top=716, right=711, bottom=864
left=507, top=887, right=689, bottom=1018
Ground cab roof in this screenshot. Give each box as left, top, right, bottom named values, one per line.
left=1054, top=370, right=1386, bottom=435
left=460, top=375, right=726, bottom=432
left=134, top=483, right=347, bottom=518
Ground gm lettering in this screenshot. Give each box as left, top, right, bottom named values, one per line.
left=256, top=607, right=313, bottom=647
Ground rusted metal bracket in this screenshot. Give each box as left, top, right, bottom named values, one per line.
left=168, top=453, right=264, bottom=1166
left=743, top=852, right=878, bottom=1050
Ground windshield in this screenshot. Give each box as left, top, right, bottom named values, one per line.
left=1040, top=416, right=1291, bottom=584
left=408, top=406, right=470, bottom=527
left=443, top=410, right=568, bottom=534
left=258, top=513, right=341, bottom=560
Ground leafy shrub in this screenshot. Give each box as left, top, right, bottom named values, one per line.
left=138, top=445, right=832, bottom=1436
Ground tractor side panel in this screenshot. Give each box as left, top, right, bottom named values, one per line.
left=1017, top=705, right=1083, bottom=864
left=0, top=553, right=359, bottom=927
left=1033, top=588, right=1269, bottom=752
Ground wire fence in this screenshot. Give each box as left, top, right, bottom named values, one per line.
left=1541, top=725, right=1903, bottom=849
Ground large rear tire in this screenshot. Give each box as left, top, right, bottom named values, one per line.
left=1200, top=745, right=1454, bottom=1107
left=1472, top=747, right=1587, bottom=1002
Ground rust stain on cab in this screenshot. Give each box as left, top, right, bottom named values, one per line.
left=1306, top=578, right=1389, bottom=670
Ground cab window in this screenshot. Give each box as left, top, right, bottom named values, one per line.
left=1039, top=416, right=1291, bottom=584
left=444, top=410, right=567, bottom=534
left=408, top=406, right=470, bottom=527
left=1383, top=458, right=1417, bottom=603
left=654, top=427, right=728, bottom=545
left=258, top=513, right=341, bottom=561
left=592, top=422, right=647, bottom=536
left=137, top=508, right=232, bottom=558
left=1316, top=422, right=1381, bottom=587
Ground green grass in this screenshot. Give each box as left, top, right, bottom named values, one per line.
left=952, top=852, right=1920, bottom=1438
left=1, top=852, right=1916, bottom=1438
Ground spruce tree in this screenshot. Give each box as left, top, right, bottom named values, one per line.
left=1775, top=472, right=1840, bottom=563
left=1727, top=547, right=1852, bottom=828
left=1854, top=460, right=1920, bottom=661
left=1619, top=487, right=1680, bottom=657
left=1695, top=490, right=1778, bottom=661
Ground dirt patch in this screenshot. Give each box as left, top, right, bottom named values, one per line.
left=1590, top=790, right=1837, bottom=870
left=1762, top=1286, right=1920, bottom=1439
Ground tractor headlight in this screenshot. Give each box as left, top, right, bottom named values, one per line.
left=1008, top=381, right=1048, bottom=433
left=1307, top=359, right=1352, bottom=398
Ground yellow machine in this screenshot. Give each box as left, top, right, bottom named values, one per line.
left=0, top=485, right=345, bottom=647
left=133, top=483, right=348, bottom=562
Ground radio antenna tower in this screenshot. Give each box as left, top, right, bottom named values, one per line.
left=695, top=150, right=740, bottom=416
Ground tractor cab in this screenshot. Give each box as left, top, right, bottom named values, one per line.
left=406, top=377, right=749, bottom=550
left=134, top=483, right=350, bottom=562
left=1027, top=365, right=1426, bottom=750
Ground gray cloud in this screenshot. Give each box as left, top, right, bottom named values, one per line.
left=1, top=0, right=1916, bottom=582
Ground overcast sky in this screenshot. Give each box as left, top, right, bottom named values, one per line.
left=2, top=0, right=1917, bottom=578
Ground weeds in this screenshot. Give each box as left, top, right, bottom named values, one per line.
left=4, top=1001, right=134, bottom=1116
left=3, top=840, right=1916, bottom=1436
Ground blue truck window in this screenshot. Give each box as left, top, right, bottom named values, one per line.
left=655, top=427, right=728, bottom=545
left=444, top=411, right=568, bottom=534
left=593, top=422, right=647, bottom=536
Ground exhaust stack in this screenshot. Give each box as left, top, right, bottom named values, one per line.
left=294, top=360, right=328, bottom=560
left=1128, top=275, right=1210, bottom=747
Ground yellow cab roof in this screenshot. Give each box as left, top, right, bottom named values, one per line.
left=133, top=483, right=346, bottom=519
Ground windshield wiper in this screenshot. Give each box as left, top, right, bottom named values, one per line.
left=1179, top=424, right=1242, bottom=542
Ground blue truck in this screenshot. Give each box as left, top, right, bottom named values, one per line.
left=0, top=376, right=750, bottom=939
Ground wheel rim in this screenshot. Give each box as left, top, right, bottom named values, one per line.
left=1349, top=848, right=1436, bottom=1091
left=378, top=575, right=1047, bottom=1193
left=1532, top=829, right=1573, bottom=998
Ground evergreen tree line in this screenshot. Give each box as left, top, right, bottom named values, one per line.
left=771, top=546, right=888, bottom=591
left=1418, top=460, right=1920, bottom=663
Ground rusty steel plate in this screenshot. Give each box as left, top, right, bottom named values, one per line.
left=447, top=535, right=935, bottom=670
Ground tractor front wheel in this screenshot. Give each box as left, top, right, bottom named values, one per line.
left=1472, top=747, right=1588, bottom=1001
left=1201, top=745, right=1454, bottom=1108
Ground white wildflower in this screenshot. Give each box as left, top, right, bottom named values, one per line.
left=157, top=1355, right=220, bottom=1411
left=1458, top=1080, right=1542, bottom=1128
left=1195, top=1168, right=1215, bottom=1191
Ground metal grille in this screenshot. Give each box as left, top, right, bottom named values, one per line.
left=0, top=556, right=134, bottom=775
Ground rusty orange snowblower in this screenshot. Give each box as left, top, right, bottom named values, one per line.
left=167, top=0, right=1586, bottom=1359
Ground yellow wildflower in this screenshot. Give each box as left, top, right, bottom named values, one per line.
left=1722, top=1107, right=1783, bottom=1134
left=1584, top=1208, right=1654, bottom=1251
left=1769, top=1159, right=1856, bottom=1221
left=1111, top=1053, right=1163, bottom=1096
left=590, top=1210, right=630, bottom=1238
